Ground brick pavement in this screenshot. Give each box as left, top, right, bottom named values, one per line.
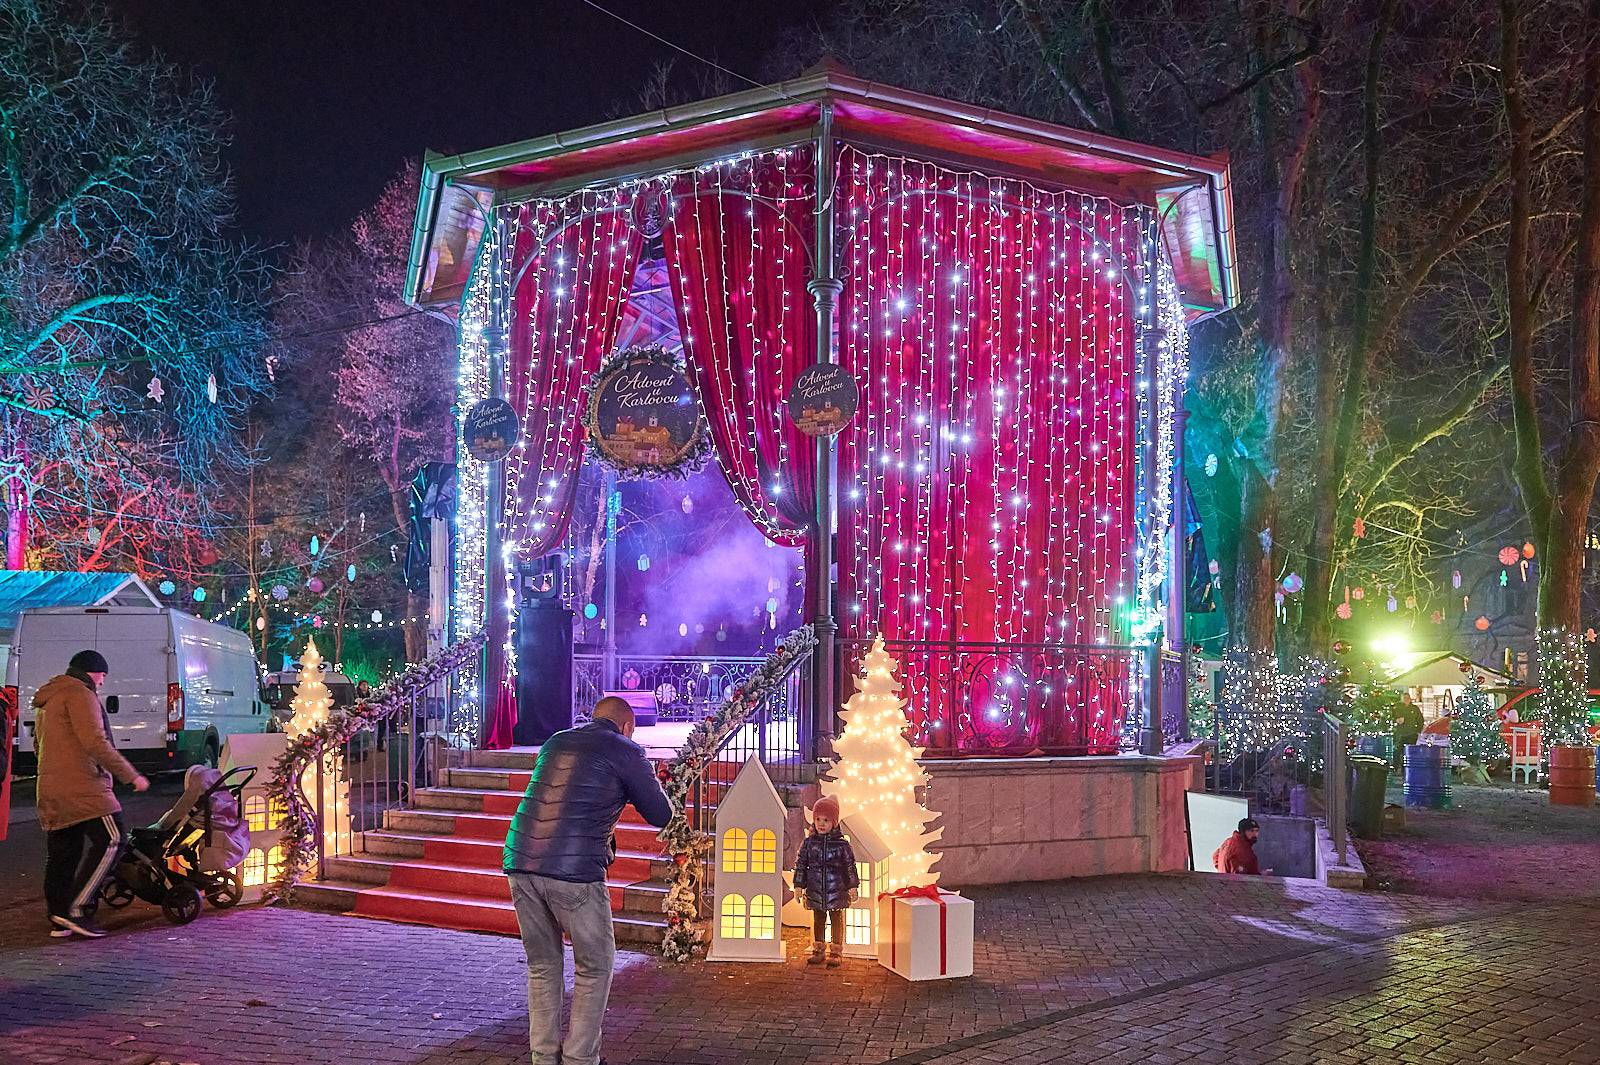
left=3, top=873, right=1567, bottom=1065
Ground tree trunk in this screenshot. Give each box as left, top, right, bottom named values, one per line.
left=1233, top=470, right=1279, bottom=650
left=5, top=419, right=28, bottom=570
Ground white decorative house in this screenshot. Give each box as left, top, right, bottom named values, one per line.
left=840, top=814, right=891, bottom=958
left=708, top=757, right=786, bottom=963
left=220, top=731, right=288, bottom=900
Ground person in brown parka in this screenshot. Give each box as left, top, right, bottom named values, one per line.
left=36, top=649, right=148, bottom=938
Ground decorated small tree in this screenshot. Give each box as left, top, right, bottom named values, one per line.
left=823, top=636, right=941, bottom=892
left=1187, top=645, right=1214, bottom=740
left=1346, top=681, right=1403, bottom=742
left=1449, top=674, right=1505, bottom=766
left=286, top=638, right=348, bottom=853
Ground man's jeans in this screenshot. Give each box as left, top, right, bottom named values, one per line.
left=507, top=871, right=615, bottom=1065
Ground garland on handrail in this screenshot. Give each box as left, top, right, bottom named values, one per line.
left=657, top=625, right=817, bottom=962
left=264, top=632, right=488, bottom=904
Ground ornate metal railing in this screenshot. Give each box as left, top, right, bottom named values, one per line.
left=1160, top=648, right=1186, bottom=747
left=571, top=652, right=767, bottom=723
left=835, top=638, right=1138, bottom=756
left=268, top=634, right=485, bottom=899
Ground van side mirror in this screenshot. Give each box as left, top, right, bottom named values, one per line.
left=105, top=695, right=119, bottom=714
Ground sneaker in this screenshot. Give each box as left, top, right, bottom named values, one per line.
left=48, top=925, right=72, bottom=938
left=51, top=913, right=107, bottom=939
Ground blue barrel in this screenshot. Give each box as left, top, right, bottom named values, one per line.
left=1403, top=744, right=1450, bottom=810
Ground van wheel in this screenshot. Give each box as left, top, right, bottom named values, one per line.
left=203, top=738, right=219, bottom=769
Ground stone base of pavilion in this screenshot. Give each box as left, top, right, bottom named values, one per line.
left=924, top=754, right=1202, bottom=886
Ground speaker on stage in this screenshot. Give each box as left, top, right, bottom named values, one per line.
left=513, top=554, right=573, bottom=746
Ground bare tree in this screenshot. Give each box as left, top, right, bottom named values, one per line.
left=0, top=0, right=270, bottom=574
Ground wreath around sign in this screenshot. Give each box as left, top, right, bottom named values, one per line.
left=580, top=345, right=712, bottom=480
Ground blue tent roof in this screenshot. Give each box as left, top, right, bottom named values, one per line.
left=0, top=571, right=159, bottom=633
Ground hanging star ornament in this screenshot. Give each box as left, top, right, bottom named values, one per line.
left=146, top=377, right=165, bottom=403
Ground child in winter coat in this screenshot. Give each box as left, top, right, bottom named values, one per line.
left=791, top=795, right=858, bottom=966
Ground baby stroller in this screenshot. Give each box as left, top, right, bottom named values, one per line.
left=97, top=764, right=256, bottom=925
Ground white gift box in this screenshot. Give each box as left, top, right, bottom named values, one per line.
left=875, top=887, right=974, bottom=981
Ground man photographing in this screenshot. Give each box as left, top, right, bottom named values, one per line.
left=504, top=696, right=672, bottom=1065
left=36, top=649, right=149, bottom=939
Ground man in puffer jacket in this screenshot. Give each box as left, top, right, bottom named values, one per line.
left=36, top=650, right=148, bottom=938
left=503, top=697, right=671, bottom=1065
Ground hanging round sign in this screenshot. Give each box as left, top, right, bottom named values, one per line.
left=464, top=398, right=521, bottom=462
left=580, top=345, right=709, bottom=478
left=785, top=363, right=859, bottom=437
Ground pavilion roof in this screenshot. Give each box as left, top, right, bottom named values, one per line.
left=405, top=68, right=1237, bottom=320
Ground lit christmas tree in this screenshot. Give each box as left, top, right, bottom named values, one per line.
left=1346, top=682, right=1402, bottom=741
left=1449, top=674, right=1505, bottom=766
left=823, top=636, right=941, bottom=891
left=286, top=638, right=348, bottom=852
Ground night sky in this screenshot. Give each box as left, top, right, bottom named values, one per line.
left=108, top=0, right=830, bottom=246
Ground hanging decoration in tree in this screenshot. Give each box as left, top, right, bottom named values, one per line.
left=1523, top=542, right=1536, bottom=558
left=822, top=636, right=942, bottom=893
left=146, top=377, right=164, bottom=403
left=307, top=577, right=324, bottom=594
left=1499, top=546, right=1520, bottom=566
left=158, top=579, right=176, bottom=596
left=580, top=345, right=711, bottom=479
left=1203, top=453, right=1218, bottom=477
left=1452, top=570, right=1462, bottom=589
left=1353, top=517, right=1366, bottom=539
left=271, top=584, right=288, bottom=601
left=1449, top=674, right=1505, bottom=766
left=1281, top=573, right=1303, bottom=594
left=1352, top=587, right=1365, bottom=601
left=310, top=535, right=320, bottom=557
left=1475, top=615, right=1491, bottom=631
left=1386, top=594, right=1398, bottom=613
left=206, top=373, right=218, bottom=404
left=1336, top=602, right=1353, bottom=620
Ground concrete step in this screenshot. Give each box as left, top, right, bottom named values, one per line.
left=298, top=880, right=666, bottom=947
left=380, top=806, right=664, bottom=851
left=353, top=830, right=672, bottom=880
left=323, top=854, right=669, bottom=912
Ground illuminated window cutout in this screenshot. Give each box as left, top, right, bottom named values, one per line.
left=751, top=829, right=777, bottom=874
left=720, top=893, right=747, bottom=939
left=242, top=848, right=266, bottom=888
left=721, top=828, right=749, bottom=873
left=845, top=904, right=873, bottom=946
left=244, top=795, right=268, bottom=833
left=748, top=894, right=776, bottom=940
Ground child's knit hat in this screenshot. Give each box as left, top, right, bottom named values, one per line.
left=811, top=795, right=840, bottom=823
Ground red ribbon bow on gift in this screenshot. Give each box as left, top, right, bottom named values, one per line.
left=878, top=884, right=948, bottom=973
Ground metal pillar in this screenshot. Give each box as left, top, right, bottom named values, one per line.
left=808, top=104, right=839, bottom=756
left=1171, top=408, right=1190, bottom=740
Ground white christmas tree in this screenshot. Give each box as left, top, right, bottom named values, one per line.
left=287, top=638, right=348, bottom=852
left=823, top=636, right=941, bottom=892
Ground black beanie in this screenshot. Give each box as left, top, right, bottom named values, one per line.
left=69, top=649, right=109, bottom=674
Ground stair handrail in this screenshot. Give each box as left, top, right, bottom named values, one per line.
left=656, top=625, right=818, bottom=961
left=264, top=632, right=488, bottom=904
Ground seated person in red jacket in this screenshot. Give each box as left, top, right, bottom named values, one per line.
left=1213, top=817, right=1274, bottom=875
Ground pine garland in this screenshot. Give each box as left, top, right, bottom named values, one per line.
left=264, top=632, right=488, bottom=904
left=656, top=625, right=817, bottom=962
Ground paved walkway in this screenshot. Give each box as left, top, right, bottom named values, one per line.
left=4, top=872, right=1594, bottom=1064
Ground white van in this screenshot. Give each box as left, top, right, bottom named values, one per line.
left=8, top=605, right=267, bottom=774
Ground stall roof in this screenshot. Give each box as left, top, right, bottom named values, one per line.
left=405, top=68, right=1236, bottom=319
left=1385, top=651, right=1514, bottom=689
left=0, top=571, right=160, bottom=634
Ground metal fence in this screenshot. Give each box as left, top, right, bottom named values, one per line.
left=836, top=638, right=1137, bottom=756
left=309, top=661, right=472, bottom=880
left=572, top=652, right=767, bottom=723
left=1160, top=648, right=1186, bottom=748
left=1323, top=711, right=1349, bottom=866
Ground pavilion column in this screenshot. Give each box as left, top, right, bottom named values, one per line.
left=809, top=104, right=839, bottom=760
left=1170, top=407, right=1190, bottom=741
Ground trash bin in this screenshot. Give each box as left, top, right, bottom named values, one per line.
left=1403, top=743, right=1451, bottom=810
left=1349, top=755, right=1389, bottom=838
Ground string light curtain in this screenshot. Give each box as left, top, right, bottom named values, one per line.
left=834, top=148, right=1155, bottom=755
left=662, top=149, right=818, bottom=547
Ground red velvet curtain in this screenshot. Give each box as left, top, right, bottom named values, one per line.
left=485, top=196, right=644, bottom=748
left=834, top=148, right=1150, bottom=755
left=663, top=150, right=818, bottom=550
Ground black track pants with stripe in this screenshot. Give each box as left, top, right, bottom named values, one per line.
left=44, top=812, right=126, bottom=919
